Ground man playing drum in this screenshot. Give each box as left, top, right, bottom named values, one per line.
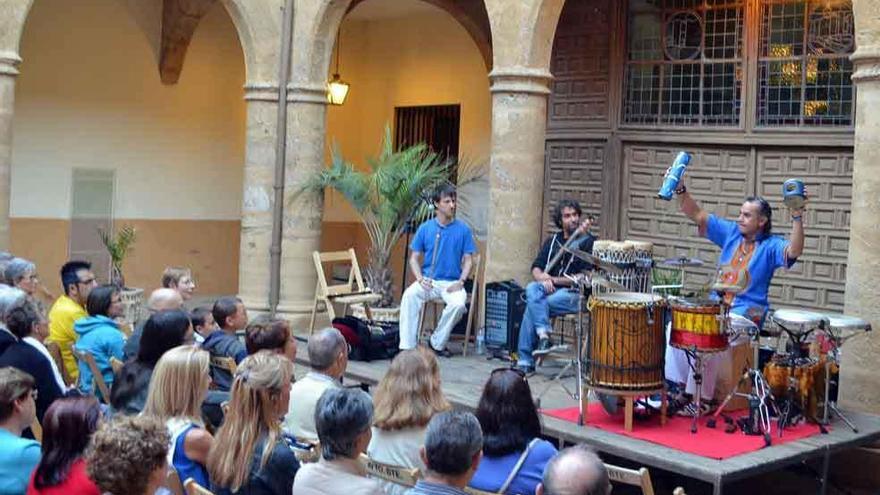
left=667, top=182, right=806, bottom=413
left=514, top=199, right=595, bottom=374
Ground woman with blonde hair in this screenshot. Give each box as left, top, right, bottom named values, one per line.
left=143, top=345, right=213, bottom=489
left=207, top=350, right=298, bottom=495
left=367, top=348, right=450, bottom=493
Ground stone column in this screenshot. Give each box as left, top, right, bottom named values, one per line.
left=0, top=53, right=19, bottom=251
left=840, top=2, right=880, bottom=415
left=276, top=83, right=325, bottom=327
left=237, top=83, right=280, bottom=312
left=483, top=68, right=554, bottom=285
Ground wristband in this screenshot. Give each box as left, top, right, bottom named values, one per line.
left=791, top=215, right=802, bottom=221
left=675, top=184, right=687, bottom=195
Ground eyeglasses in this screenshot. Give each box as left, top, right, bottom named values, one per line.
left=77, top=277, right=96, bottom=286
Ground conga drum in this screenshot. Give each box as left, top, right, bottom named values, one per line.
left=587, top=292, right=666, bottom=391
left=625, top=240, right=653, bottom=293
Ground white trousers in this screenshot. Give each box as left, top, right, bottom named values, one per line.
left=664, top=322, right=747, bottom=400
left=399, top=280, right=467, bottom=351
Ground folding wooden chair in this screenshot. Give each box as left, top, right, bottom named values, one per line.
left=464, top=487, right=501, bottom=495
left=72, top=348, right=112, bottom=402
left=293, top=438, right=321, bottom=463
left=419, top=253, right=482, bottom=356
left=309, top=248, right=382, bottom=334
left=184, top=478, right=215, bottom=495
left=45, top=341, right=74, bottom=387
left=210, top=356, right=237, bottom=376
left=110, top=356, right=124, bottom=375
left=605, top=464, right=655, bottom=495
left=359, top=453, right=421, bottom=488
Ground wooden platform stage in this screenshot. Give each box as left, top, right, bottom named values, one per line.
left=293, top=343, right=880, bottom=495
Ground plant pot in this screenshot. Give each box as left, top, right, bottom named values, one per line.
left=119, top=287, right=145, bottom=325
left=352, top=304, right=399, bottom=323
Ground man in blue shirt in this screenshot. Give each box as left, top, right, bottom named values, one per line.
left=400, top=184, right=477, bottom=356
left=666, top=182, right=805, bottom=412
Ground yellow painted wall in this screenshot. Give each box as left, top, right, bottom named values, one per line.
left=10, top=0, right=246, bottom=293
left=323, top=7, right=492, bottom=223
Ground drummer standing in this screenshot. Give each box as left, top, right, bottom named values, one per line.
left=514, top=199, right=595, bottom=374
left=667, top=183, right=805, bottom=410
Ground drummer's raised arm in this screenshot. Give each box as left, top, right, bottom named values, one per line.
left=677, top=188, right=709, bottom=236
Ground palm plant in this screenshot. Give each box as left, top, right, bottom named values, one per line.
left=301, top=127, right=480, bottom=307
left=98, top=225, right=137, bottom=289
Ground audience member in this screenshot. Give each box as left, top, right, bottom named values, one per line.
left=207, top=351, right=298, bottom=495
left=245, top=315, right=297, bottom=363
left=26, top=397, right=102, bottom=495
left=161, top=267, right=196, bottom=302
left=0, top=300, right=63, bottom=422
left=110, top=310, right=192, bottom=415
left=0, top=251, right=15, bottom=283
left=73, top=285, right=125, bottom=397
left=0, top=286, right=25, bottom=356
left=0, top=368, right=41, bottom=495
left=13, top=296, right=67, bottom=393
left=202, top=296, right=248, bottom=391
left=410, top=410, right=483, bottom=495
left=85, top=415, right=169, bottom=495
left=5, top=258, right=39, bottom=298
left=47, top=261, right=96, bottom=383
left=123, top=288, right=184, bottom=359
left=293, top=387, right=382, bottom=495
left=283, top=327, right=347, bottom=442
left=190, top=306, right=215, bottom=344
left=143, top=345, right=213, bottom=490
left=537, top=445, right=610, bottom=495
left=367, top=348, right=450, bottom=494
left=469, top=368, right=557, bottom=495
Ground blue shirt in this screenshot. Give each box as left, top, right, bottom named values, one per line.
left=0, top=428, right=41, bottom=495
left=469, top=439, right=557, bottom=495
left=706, top=214, right=795, bottom=321
left=410, top=219, right=477, bottom=282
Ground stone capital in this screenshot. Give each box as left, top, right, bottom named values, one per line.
left=244, top=81, right=281, bottom=102
left=851, top=46, right=880, bottom=83
left=0, top=51, right=22, bottom=77
left=488, top=67, right=553, bottom=96
left=242, top=81, right=329, bottom=104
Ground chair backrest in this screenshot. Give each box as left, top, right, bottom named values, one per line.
left=359, top=453, right=421, bottom=488
left=293, top=438, right=321, bottom=464
left=44, top=341, right=73, bottom=387
left=110, top=356, right=124, bottom=375
left=210, top=356, right=237, bottom=376
left=184, top=478, right=215, bottom=495
left=165, top=466, right=185, bottom=495
left=464, top=487, right=501, bottom=495
left=606, top=464, right=655, bottom=495
left=72, top=348, right=112, bottom=402
left=30, top=417, right=43, bottom=442
left=313, top=249, right=370, bottom=298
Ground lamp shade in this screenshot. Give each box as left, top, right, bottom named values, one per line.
left=327, top=74, right=350, bottom=105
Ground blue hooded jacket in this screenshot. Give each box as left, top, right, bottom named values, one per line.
left=74, top=315, right=125, bottom=396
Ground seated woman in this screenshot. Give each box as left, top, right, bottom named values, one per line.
left=143, top=345, right=213, bottom=490
left=0, top=367, right=41, bottom=495
left=469, top=368, right=558, bottom=495
left=0, top=299, right=64, bottom=422
left=27, top=397, right=102, bottom=495
left=85, top=415, right=169, bottom=495
left=207, top=351, right=299, bottom=495
left=245, top=316, right=297, bottom=363
left=110, top=310, right=193, bottom=415
left=367, top=348, right=450, bottom=495
left=73, top=285, right=125, bottom=397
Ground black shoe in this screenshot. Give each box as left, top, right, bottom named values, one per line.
left=513, top=363, right=535, bottom=375
left=532, top=337, right=553, bottom=356
left=430, top=346, right=453, bottom=358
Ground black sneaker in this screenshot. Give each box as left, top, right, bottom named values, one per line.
left=532, top=337, right=553, bottom=356
left=430, top=346, right=453, bottom=358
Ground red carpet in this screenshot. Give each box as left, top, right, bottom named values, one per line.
left=542, top=404, right=826, bottom=459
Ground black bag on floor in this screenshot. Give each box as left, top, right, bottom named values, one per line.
left=332, top=316, right=400, bottom=362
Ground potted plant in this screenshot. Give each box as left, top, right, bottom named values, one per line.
left=98, top=225, right=142, bottom=324
left=301, top=127, right=484, bottom=313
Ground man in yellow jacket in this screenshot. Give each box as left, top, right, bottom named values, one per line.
left=46, top=261, right=97, bottom=383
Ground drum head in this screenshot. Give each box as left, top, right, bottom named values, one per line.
left=771, top=308, right=828, bottom=331
left=593, top=292, right=663, bottom=305
left=825, top=314, right=872, bottom=333
left=669, top=297, right=718, bottom=309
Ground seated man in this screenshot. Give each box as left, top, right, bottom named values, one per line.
left=515, top=199, right=594, bottom=374
left=46, top=260, right=97, bottom=383
left=399, top=184, right=477, bottom=357
left=122, top=288, right=184, bottom=359
left=410, top=410, right=483, bottom=495
left=201, top=296, right=248, bottom=391
left=537, top=444, right=611, bottom=495
left=283, top=327, right=346, bottom=442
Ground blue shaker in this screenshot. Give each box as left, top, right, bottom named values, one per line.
left=783, top=179, right=806, bottom=209
left=658, top=151, right=692, bottom=200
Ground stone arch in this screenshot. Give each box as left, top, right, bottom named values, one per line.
left=0, top=0, right=36, bottom=71
left=485, top=0, right=564, bottom=70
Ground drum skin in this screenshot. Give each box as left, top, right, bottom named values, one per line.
left=587, top=293, right=666, bottom=391
left=670, top=299, right=728, bottom=352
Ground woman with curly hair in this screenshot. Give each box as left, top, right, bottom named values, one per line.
left=85, top=415, right=169, bottom=495
left=207, top=351, right=298, bottom=495
left=27, top=397, right=102, bottom=494
left=367, top=347, right=450, bottom=494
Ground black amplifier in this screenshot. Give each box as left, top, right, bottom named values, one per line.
left=484, top=280, right=526, bottom=351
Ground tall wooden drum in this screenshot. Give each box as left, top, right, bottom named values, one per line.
left=587, top=292, right=666, bottom=391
